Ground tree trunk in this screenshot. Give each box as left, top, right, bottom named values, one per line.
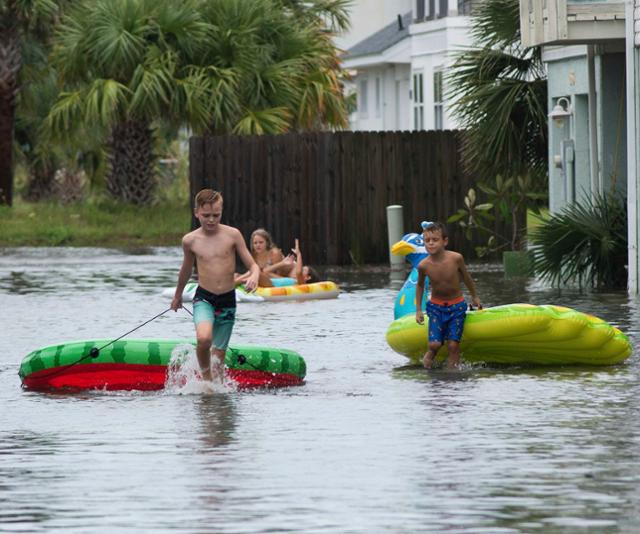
left=106, top=120, right=155, bottom=205
left=23, top=161, right=57, bottom=201
left=0, top=96, right=14, bottom=205
left=0, top=13, right=21, bottom=206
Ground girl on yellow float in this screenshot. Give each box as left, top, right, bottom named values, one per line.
left=236, top=235, right=320, bottom=287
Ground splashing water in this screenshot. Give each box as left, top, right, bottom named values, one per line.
left=165, top=344, right=236, bottom=395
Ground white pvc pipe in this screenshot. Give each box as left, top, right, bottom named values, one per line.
left=386, top=205, right=405, bottom=271
left=587, top=45, right=600, bottom=197
left=625, top=1, right=639, bottom=294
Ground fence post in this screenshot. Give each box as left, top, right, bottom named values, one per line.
left=387, top=205, right=405, bottom=276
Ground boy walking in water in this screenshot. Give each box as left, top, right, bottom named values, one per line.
left=171, top=189, right=260, bottom=383
left=415, top=222, right=481, bottom=369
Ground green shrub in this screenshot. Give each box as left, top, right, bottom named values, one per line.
left=529, top=193, right=627, bottom=288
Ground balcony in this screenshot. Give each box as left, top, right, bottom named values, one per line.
left=520, top=0, right=625, bottom=47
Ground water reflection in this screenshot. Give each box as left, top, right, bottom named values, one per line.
left=0, top=270, right=46, bottom=293
left=196, top=395, right=237, bottom=451
left=0, top=431, right=61, bottom=526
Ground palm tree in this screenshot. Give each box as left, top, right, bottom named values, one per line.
left=48, top=0, right=219, bottom=204
left=0, top=0, right=62, bottom=206
left=449, top=0, right=547, bottom=182
left=447, top=0, right=547, bottom=250
left=48, top=0, right=350, bottom=204
left=15, top=56, right=60, bottom=201
left=196, top=0, right=350, bottom=135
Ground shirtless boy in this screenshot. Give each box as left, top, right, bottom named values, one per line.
left=415, top=222, right=481, bottom=369
left=171, top=189, right=260, bottom=383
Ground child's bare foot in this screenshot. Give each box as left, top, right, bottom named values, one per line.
left=422, top=352, right=435, bottom=369
left=200, top=366, right=212, bottom=382
left=210, top=359, right=225, bottom=384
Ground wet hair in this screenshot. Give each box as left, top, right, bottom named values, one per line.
left=423, top=221, right=448, bottom=239
left=306, top=266, right=320, bottom=284
left=250, top=228, right=276, bottom=253
left=194, top=188, right=223, bottom=208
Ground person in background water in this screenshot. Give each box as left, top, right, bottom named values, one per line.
left=235, top=228, right=285, bottom=287
left=249, top=228, right=285, bottom=270
left=171, top=189, right=259, bottom=384
left=236, top=236, right=320, bottom=287
left=415, top=222, right=481, bottom=369
left=264, top=238, right=320, bottom=286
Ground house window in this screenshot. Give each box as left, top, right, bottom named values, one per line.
left=439, top=0, right=448, bottom=17
left=428, top=0, right=435, bottom=19
left=359, top=79, right=368, bottom=118
left=434, top=69, right=443, bottom=130
left=416, top=0, right=436, bottom=20
left=412, top=72, right=424, bottom=130
left=375, top=77, right=382, bottom=118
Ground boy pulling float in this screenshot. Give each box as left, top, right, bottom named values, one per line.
left=171, top=189, right=260, bottom=384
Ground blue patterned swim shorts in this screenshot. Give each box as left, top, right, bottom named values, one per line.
left=426, top=298, right=468, bottom=343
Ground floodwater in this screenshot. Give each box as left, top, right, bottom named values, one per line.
left=1, top=247, right=639, bottom=533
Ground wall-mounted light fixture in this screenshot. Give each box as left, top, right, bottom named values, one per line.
left=549, top=96, right=572, bottom=128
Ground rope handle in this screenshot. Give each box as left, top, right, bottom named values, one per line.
left=25, top=306, right=193, bottom=382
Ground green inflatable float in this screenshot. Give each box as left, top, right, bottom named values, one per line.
left=20, top=339, right=306, bottom=391
left=386, top=303, right=632, bottom=366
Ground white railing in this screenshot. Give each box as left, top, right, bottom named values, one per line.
left=635, top=0, right=640, bottom=47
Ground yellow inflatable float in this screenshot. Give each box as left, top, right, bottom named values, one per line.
left=162, top=280, right=340, bottom=303
left=386, top=303, right=632, bottom=366
left=235, top=281, right=340, bottom=302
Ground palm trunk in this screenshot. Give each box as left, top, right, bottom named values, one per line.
left=24, top=161, right=56, bottom=201
left=0, top=11, right=22, bottom=206
left=0, top=96, right=14, bottom=205
left=106, top=120, right=155, bottom=205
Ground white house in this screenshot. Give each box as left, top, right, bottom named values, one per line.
left=342, top=10, right=413, bottom=131
left=342, top=0, right=481, bottom=132
left=333, top=0, right=413, bottom=52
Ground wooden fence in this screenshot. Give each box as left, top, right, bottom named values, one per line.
left=189, top=130, right=482, bottom=265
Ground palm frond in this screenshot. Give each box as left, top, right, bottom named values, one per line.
left=83, top=78, right=130, bottom=125
left=277, top=0, right=351, bottom=33
left=470, top=0, right=522, bottom=49
left=233, top=107, right=292, bottom=135
left=530, top=193, right=627, bottom=288
left=447, top=0, right=547, bottom=185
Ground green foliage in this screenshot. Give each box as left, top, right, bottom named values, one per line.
left=0, top=0, right=60, bottom=32
left=42, top=0, right=350, bottom=205
left=0, top=196, right=190, bottom=246
left=48, top=0, right=350, bottom=137
left=196, top=0, right=350, bottom=133
left=278, top=0, right=351, bottom=34
left=446, top=0, right=548, bottom=257
left=448, top=0, right=548, bottom=188
left=0, top=0, right=69, bottom=206
left=529, top=193, right=627, bottom=288
left=49, top=0, right=213, bottom=134
left=448, top=174, right=546, bottom=256
left=16, top=38, right=106, bottom=200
